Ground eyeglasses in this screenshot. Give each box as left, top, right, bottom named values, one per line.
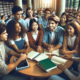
left=45, top=12, right=50, bottom=14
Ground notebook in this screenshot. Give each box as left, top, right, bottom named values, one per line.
left=28, top=51, right=49, bottom=61
left=37, top=58, right=57, bottom=72
left=14, top=58, right=29, bottom=71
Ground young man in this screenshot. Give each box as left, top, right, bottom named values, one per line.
left=38, top=8, right=51, bottom=31
left=43, top=15, right=64, bottom=53
left=6, top=6, right=27, bottom=30
left=0, top=23, right=28, bottom=80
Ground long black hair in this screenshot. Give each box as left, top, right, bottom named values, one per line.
left=28, top=19, right=40, bottom=32
left=7, top=20, right=26, bottom=40
left=59, top=12, right=68, bottom=24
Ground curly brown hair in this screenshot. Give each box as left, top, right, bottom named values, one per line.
left=7, top=20, right=26, bottom=40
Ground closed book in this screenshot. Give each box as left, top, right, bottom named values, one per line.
left=37, top=58, right=57, bottom=72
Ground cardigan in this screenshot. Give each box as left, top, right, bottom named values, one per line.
left=27, top=30, right=43, bottom=50
left=62, top=32, right=79, bottom=51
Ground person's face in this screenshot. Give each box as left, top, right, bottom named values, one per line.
left=14, top=11, right=22, bottom=21
left=76, top=13, right=80, bottom=23
left=0, top=30, right=8, bottom=41
left=49, top=20, right=57, bottom=32
left=67, top=25, right=75, bottom=35
left=61, top=15, right=67, bottom=23
left=27, top=9, right=33, bottom=17
left=31, top=22, right=38, bottom=32
left=39, top=10, right=43, bottom=15
left=15, top=23, right=21, bottom=33
left=44, top=11, right=50, bottom=19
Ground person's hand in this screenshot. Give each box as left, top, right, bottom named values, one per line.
left=57, top=64, right=66, bottom=71
left=48, top=44, right=54, bottom=53
left=20, top=49, right=27, bottom=54
left=37, top=46, right=42, bottom=52
left=61, top=48, right=67, bottom=54
left=62, top=55, right=72, bottom=60
left=20, top=53, right=27, bottom=61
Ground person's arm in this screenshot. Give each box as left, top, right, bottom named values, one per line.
left=7, top=54, right=27, bottom=73
left=39, top=24, right=42, bottom=30
left=9, top=50, right=20, bottom=57
left=53, top=44, right=61, bottom=51
left=58, top=64, right=79, bottom=80
left=64, top=69, right=78, bottom=80
left=42, top=32, right=49, bottom=49
left=38, top=30, right=43, bottom=46
left=38, top=17, right=42, bottom=30
left=43, top=42, right=49, bottom=49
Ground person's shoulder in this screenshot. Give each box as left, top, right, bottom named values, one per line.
left=57, top=26, right=64, bottom=31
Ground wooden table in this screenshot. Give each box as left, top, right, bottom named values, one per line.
left=10, top=47, right=73, bottom=80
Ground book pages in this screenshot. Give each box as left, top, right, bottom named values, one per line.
left=51, top=56, right=67, bottom=65
left=28, top=51, right=39, bottom=60
left=35, top=53, right=49, bottom=61
left=44, top=49, right=59, bottom=56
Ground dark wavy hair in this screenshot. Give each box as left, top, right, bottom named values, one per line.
left=0, top=23, right=6, bottom=34
left=26, top=7, right=31, bottom=18
left=59, top=12, right=68, bottom=24
left=65, top=21, right=78, bottom=36
left=28, top=19, right=40, bottom=32
left=7, top=20, right=26, bottom=40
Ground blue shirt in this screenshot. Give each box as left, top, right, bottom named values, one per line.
left=6, top=18, right=27, bottom=29
left=43, top=26, right=64, bottom=46
left=38, top=16, right=49, bottom=29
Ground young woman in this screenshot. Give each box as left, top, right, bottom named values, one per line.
left=27, top=19, right=43, bottom=52
left=61, top=21, right=79, bottom=57
left=76, top=11, right=80, bottom=24
left=58, top=12, right=68, bottom=29
left=7, top=20, right=29, bottom=54
left=25, top=7, right=38, bottom=29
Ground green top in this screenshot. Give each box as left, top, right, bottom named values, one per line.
left=58, top=23, right=66, bottom=29
left=39, top=58, right=57, bottom=71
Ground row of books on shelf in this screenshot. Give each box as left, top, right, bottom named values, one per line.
left=15, top=49, right=67, bottom=72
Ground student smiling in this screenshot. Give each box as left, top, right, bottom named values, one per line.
left=7, top=20, right=29, bottom=54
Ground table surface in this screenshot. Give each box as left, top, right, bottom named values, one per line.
left=10, top=47, right=73, bottom=78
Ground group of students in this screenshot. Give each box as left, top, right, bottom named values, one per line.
left=0, top=5, right=80, bottom=80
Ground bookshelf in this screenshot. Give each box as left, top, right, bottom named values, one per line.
left=0, top=1, right=13, bottom=19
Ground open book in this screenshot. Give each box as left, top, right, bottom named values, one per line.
left=44, top=49, right=59, bottom=56
left=51, top=56, right=67, bottom=65
left=28, top=51, right=49, bottom=61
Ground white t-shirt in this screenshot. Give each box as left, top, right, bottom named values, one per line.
left=50, top=32, right=55, bottom=44
left=25, top=17, right=38, bottom=27
left=31, top=30, right=38, bottom=41
left=9, top=33, right=29, bottom=45
left=68, top=35, right=76, bottom=48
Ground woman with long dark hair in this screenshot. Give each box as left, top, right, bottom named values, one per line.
left=27, top=19, right=43, bottom=52
left=7, top=20, right=29, bottom=53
